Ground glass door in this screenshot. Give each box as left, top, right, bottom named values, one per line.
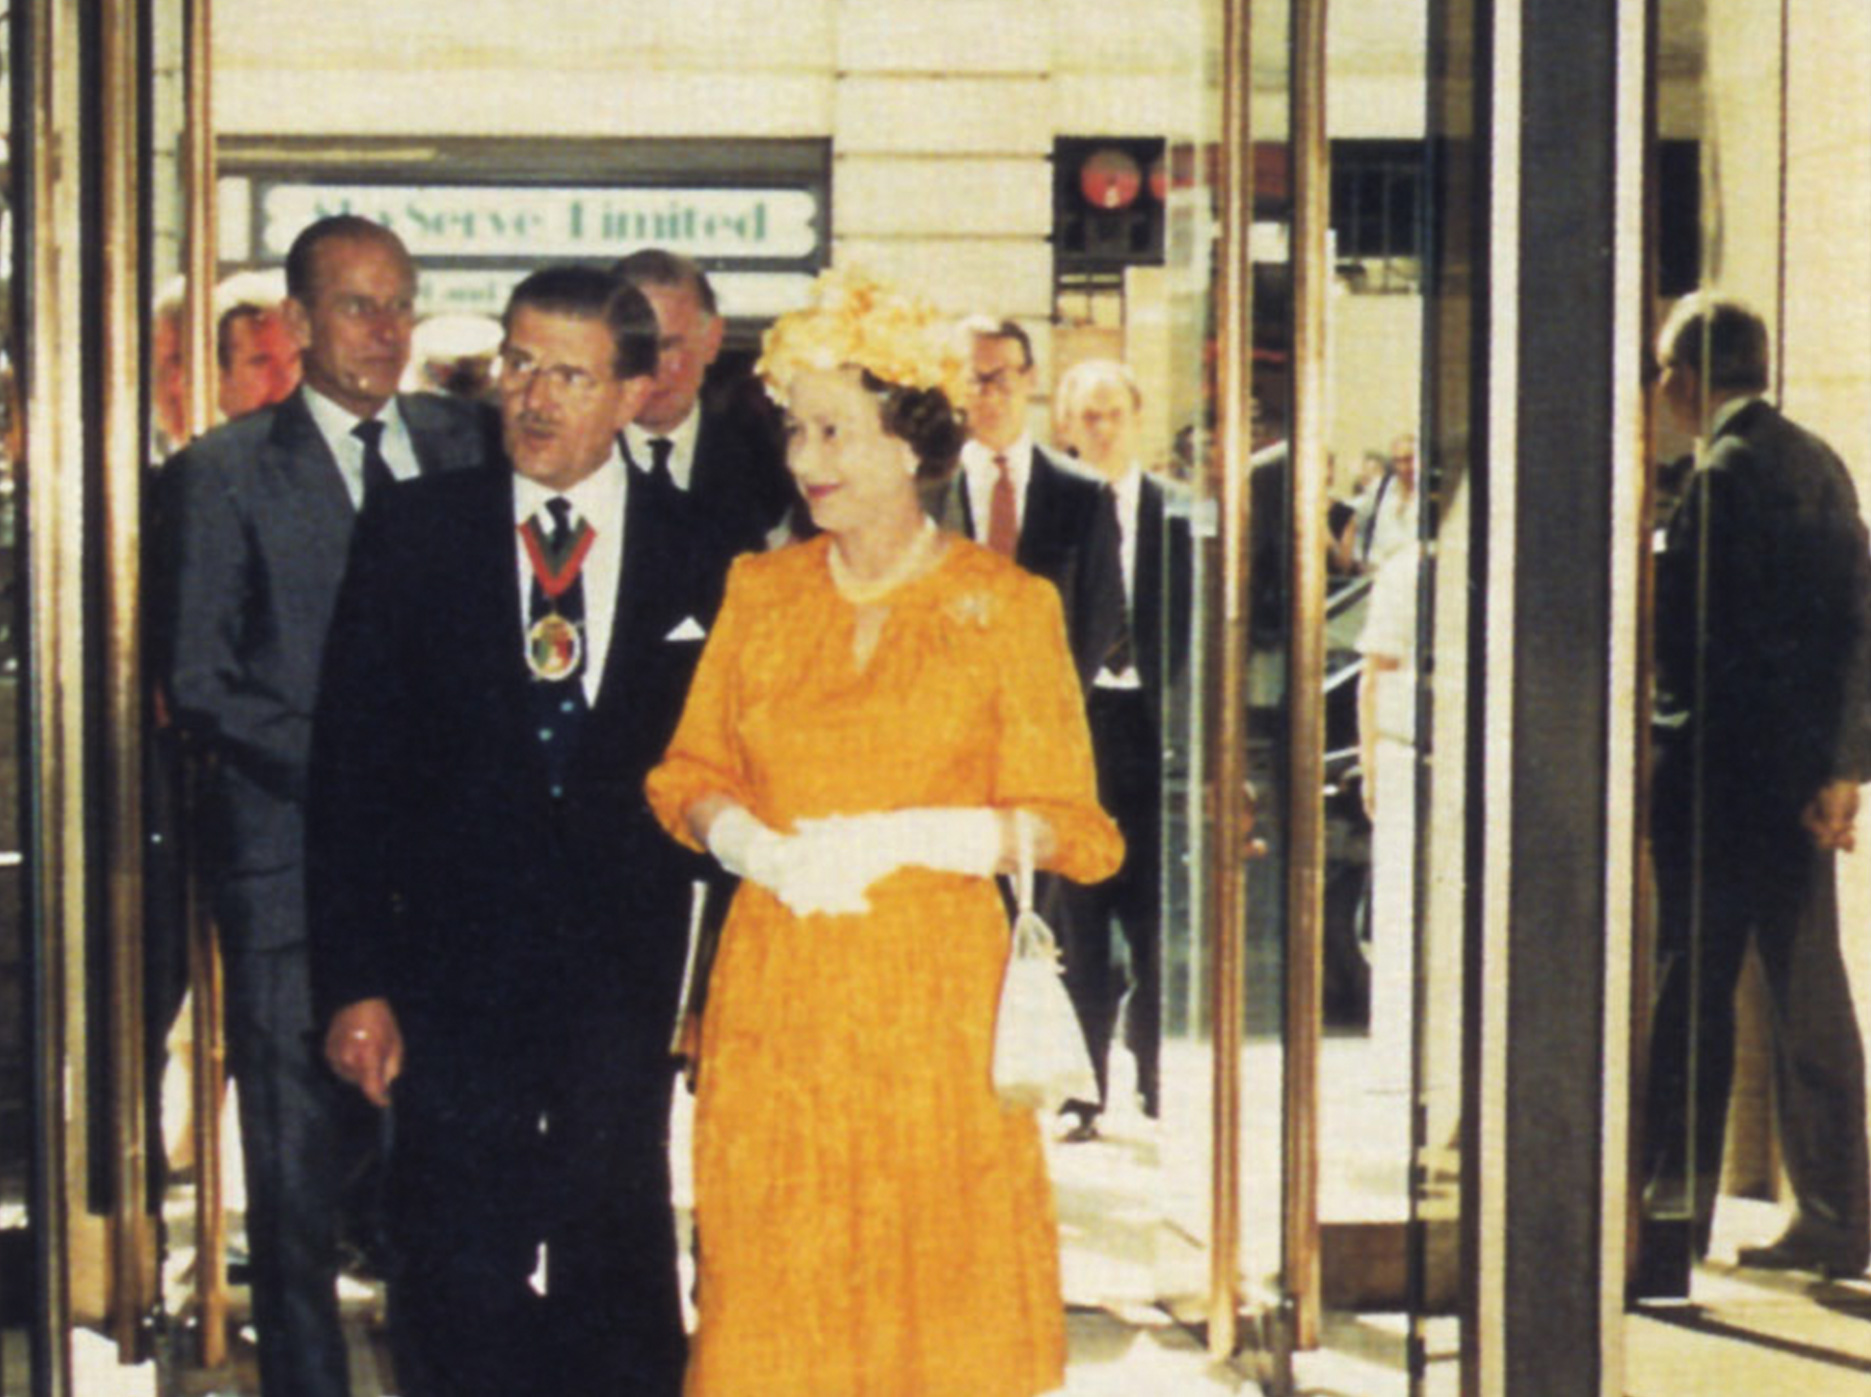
left=19, top=0, right=1330, bottom=1390
left=1629, top=0, right=1871, bottom=1382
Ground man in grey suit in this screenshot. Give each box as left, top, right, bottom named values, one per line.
left=154, top=214, right=496, bottom=1396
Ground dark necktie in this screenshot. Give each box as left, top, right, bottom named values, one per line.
left=1104, top=493, right=1136, bottom=674
left=647, top=436, right=676, bottom=490
left=529, top=497, right=588, bottom=797
left=352, top=418, right=395, bottom=507
left=986, top=453, right=1018, bottom=557
left=1106, top=606, right=1136, bottom=676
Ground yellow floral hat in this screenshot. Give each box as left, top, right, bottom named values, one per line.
left=757, top=266, right=970, bottom=409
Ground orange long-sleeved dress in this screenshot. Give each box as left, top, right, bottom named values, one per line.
left=646, top=534, right=1122, bottom=1397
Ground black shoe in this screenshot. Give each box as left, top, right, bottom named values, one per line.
left=1735, top=1219, right=1866, bottom=1278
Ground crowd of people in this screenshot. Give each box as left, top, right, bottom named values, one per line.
left=145, top=213, right=1871, bottom=1397
left=148, top=215, right=1185, bottom=1397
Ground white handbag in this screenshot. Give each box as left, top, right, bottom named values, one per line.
left=991, top=814, right=1098, bottom=1111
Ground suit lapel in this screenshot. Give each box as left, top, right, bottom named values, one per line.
left=463, top=470, right=559, bottom=796
left=592, top=466, right=674, bottom=718
left=263, top=392, right=356, bottom=561
left=1135, top=477, right=1161, bottom=673
left=403, top=393, right=468, bottom=476
left=1017, top=446, right=1054, bottom=570
left=1713, top=397, right=1770, bottom=447
left=922, top=472, right=972, bottom=537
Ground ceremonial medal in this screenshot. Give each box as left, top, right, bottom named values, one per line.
left=526, top=612, right=584, bottom=682
left=519, top=506, right=597, bottom=684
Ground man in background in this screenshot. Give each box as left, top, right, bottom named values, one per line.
left=216, top=276, right=303, bottom=420
left=1052, top=358, right=1190, bottom=1127
left=933, top=316, right=1123, bottom=694
left=1643, top=292, right=1871, bottom=1277
left=613, top=248, right=791, bottom=551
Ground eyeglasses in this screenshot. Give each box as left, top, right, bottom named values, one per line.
left=497, top=349, right=606, bottom=400
left=970, top=367, right=1028, bottom=398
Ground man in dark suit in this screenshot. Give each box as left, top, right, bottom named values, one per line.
left=155, top=214, right=496, bottom=1397
left=930, top=317, right=1124, bottom=691
left=613, top=247, right=792, bottom=553
left=1051, top=359, right=1191, bottom=1127
left=1643, top=293, right=1871, bottom=1277
left=929, top=319, right=1125, bottom=1139
left=309, top=266, right=732, bottom=1395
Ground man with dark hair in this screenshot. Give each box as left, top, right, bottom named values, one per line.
left=612, top=247, right=791, bottom=550
left=1643, top=292, right=1871, bottom=1277
left=310, top=264, right=732, bottom=1395
left=156, top=214, right=496, bottom=1397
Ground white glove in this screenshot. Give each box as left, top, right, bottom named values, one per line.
left=705, top=805, right=788, bottom=886
left=712, top=805, right=1008, bottom=919
left=705, top=805, right=873, bottom=918
left=794, top=807, right=1006, bottom=885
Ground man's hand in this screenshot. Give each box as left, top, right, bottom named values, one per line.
left=1801, top=779, right=1861, bottom=853
left=324, top=998, right=403, bottom=1108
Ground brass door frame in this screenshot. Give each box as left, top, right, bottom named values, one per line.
left=1207, top=0, right=1333, bottom=1361
left=101, top=0, right=158, bottom=1356
left=21, top=0, right=209, bottom=1378
left=1203, top=0, right=1254, bottom=1362
left=1281, top=0, right=1331, bottom=1354
left=181, top=0, right=234, bottom=1363
left=22, top=0, right=84, bottom=1391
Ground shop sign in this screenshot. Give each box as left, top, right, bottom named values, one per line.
left=249, top=183, right=821, bottom=262
left=413, top=268, right=814, bottom=319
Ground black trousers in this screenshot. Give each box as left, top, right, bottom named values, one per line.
left=1644, top=751, right=1870, bottom=1261
left=1056, top=687, right=1163, bottom=1117
left=386, top=1004, right=686, bottom=1397
left=220, top=931, right=369, bottom=1397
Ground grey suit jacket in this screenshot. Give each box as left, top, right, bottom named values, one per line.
left=154, top=387, right=497, bottom=949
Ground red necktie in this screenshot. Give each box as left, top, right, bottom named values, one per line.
left=986, top=453, right=1018, bottom=557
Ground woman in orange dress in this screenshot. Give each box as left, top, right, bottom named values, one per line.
left=645, top=270, right=1121, bottom=1396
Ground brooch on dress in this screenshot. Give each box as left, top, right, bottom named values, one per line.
left=945, top=591, right=995, bottom=629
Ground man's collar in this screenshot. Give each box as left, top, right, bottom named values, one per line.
left=512, top=444, right=627, bottom=523
left=1709, top=393, right=1764, bottom=438
left=963, top=433, right=1033, bottom=473
left=301, top=381, right=401, bottom=436
left=624, top=405, right=701, bottom=457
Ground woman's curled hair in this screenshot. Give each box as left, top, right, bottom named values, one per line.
left=864, top=371, right=966, bottom=482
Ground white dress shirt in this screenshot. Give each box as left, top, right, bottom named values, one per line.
left=513, top=448, right=629, bottom=706
left=623, top=407, right=701, bottom=492
left=1095, top=462, right=1143, bottom=691
left=301, top=384, right=420, bottom=509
